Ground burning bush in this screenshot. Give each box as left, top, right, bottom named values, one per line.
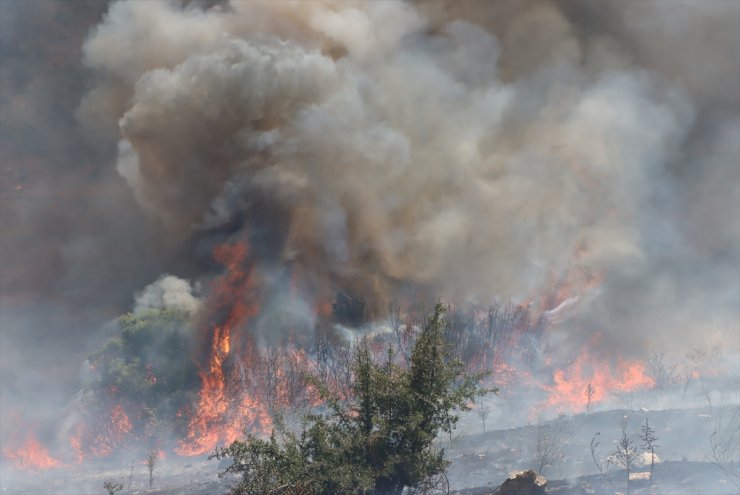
left=81, top=308, right=200, bottom=453
left=212, top=303, right=493, bottom=495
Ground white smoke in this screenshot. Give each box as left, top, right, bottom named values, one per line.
left=133, top=274, right=200, bottom=314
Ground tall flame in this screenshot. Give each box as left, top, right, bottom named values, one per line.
left=176, top=240, right=271, bottom=456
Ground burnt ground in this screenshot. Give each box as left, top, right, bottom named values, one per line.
left=444, top=405, right=740, bottom=492
left=454, top=462, right=738, bottom=495
left=1, top=405, right=738, bottom=495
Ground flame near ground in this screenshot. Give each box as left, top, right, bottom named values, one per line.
left=0, top=237, right=696, bottom=470
left=1, top=0, right=738, bottom=482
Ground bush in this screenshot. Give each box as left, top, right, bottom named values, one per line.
left=85, top=308, right=200, bottom=439
left=212, top=303, right=492, bottom=495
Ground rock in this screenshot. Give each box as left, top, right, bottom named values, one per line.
left=629, top=471, right=651, bottom=481
left=494, top=470, right=547, bottom=495
left=633, top=451, right=660, bottom=468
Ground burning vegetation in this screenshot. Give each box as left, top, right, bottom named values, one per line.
left=0, top=236, right=690, bottom=469
left=1, top=0, right=738, bottom=494
left=2, top=433, right=61, bottom=471
left=1, top=229, right=737, bottom=492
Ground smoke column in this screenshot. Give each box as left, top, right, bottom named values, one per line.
left=1, top=0, right=738, bottom=468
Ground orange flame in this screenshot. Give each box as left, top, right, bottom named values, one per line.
left=69, top=429, right=85, bottom=463
left=176, top=239, right=271, bottom=456
left=543, top=347, right=655, bottom=413
left=176, top=324, right=233, bottom=456
left=2, top=434, right=61, bottom=470
left=69, top=404, right=133, bottom=462
left=110, top=404, right=133, bottom=436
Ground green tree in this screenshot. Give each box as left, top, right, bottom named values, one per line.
left=213, top=303, right=493, bottom=495
left=86, top=308, right=199, bottom=438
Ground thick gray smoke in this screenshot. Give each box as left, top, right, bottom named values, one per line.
left=1, top=0, right=738, bottom=461
left=79, top=0, right=739, bottom=356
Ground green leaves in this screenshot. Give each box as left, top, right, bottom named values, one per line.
left=217, top=303, right=491, bottom=495
left=85, top=308, right=198, bottom=436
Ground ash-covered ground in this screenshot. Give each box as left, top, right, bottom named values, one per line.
left=2, top=1, right=739, bottom=494
left=3, top=392, right=738, bottom=495
left=445, top=405, right=739, bottom=494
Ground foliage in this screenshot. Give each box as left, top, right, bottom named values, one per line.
left=212, top=303, right=492, bottom=495
left=103, top=480, right=123, bottom=495
left=86, top=308, right=199, bottom=437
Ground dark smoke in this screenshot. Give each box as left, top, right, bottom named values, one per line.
left=1, top=0, right=738, bottom=469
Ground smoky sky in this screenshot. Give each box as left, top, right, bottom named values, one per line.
left=1, top=0, right=738, bottom=437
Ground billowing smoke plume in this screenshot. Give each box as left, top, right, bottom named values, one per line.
left=1, top=0, right=738, bottom=466
left=78, top=0, right=739, bottom=355
left=134, top=275, right=201, bottom=314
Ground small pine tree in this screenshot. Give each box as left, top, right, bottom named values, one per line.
left=640, top=417, right=659, bottom=492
